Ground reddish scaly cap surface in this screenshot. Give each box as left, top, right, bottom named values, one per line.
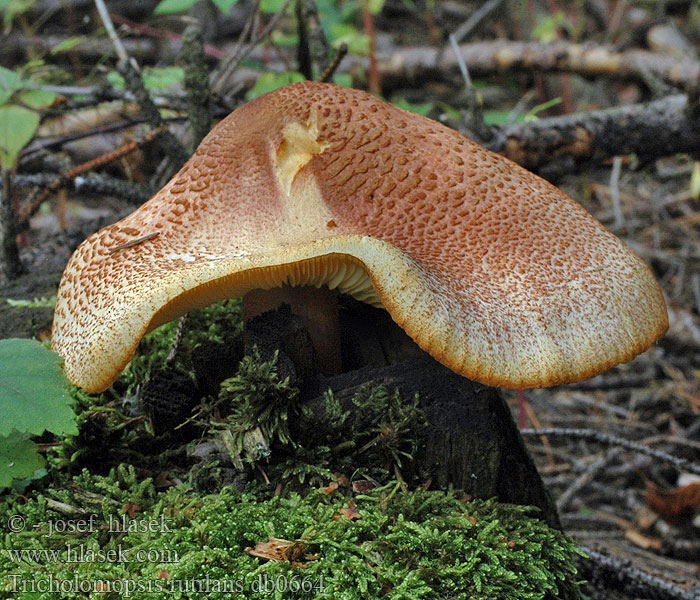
left=52, top=81, right=668, bottom=392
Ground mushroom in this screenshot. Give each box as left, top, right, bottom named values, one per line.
left=51, top=81, right=667, bottom=393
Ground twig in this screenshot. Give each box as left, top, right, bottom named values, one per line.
left=449, top=33, right=472, bottom=89
left=118, top=64, right=189, bottom=169
left=93, top=0, right=137, bottom=71
left=690, top=273, right=700, bottom=318
left=165, top=315, right=189, bottom=367
left=21, top=115, right=190, bottom=159
left=296, top=0, right=313, bottom=80
left=73, top=173, right=150, bottom=203
left=362, top=1, right=380, bottom=95
left=563, top=365, right=658, bottom=390
left=371, top=40, right=700, bottom=92
left=318, top=43, right=348, bottom=83
left=521, top=427, right=700, bottom=476
left=93, top=0, right=188, bottom=173
left=11, top=172, right=149, bottom=204
left=108, top=232, right=160, bottom=254
left=212, top=0, right=293, bottom=97
left=296, top=0, right=329, bottom=79
left=450, top=0, right=504, bottom=45
left=490, top=94, right=700, bottom=173
left=609, top=156, right=625, bottom=230
left=449, top=34, right=494, bottom=145
left=109, top=13, right=226, bottom=60
left=18, top=127, right=165, bottom=226
left=221, top=0, right=259, bottom=77
left=556, top=448, right=622, bottom=511
left=577, top=545, right=700, bottom=600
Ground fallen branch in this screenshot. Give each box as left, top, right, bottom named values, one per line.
left=521, top=427, right=700, bottom=476
left=577, top=545, right=700, bottom=600
left=374, top=40, right=700, bottom=91
left=18, top=127, right=163, bottom=226
left=486, top=94, right=700, bottom=174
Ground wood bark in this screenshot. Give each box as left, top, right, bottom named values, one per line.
left=373, top=40, right=700, bottom=91
left=0, top=171, right=23, bottom=284
left=248, top=300, right=562, bottom=529
left=486, top=94, right=700, bottom=175
left=312, top=357, right=562, bottom=529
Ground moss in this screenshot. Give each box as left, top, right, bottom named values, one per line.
left=6, top=298, right=583, bottom=599
left=49, top=300, right=243, bottom=476
left=1, top=470, right=582, bottom=600
left=116, top=299, right=242, bottom=396
left=267, top=384, right=429, bottom=488
left=217, top=348, right=300, bottom=450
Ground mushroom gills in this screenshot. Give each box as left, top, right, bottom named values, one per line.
left=277, top=254, right=381, bottom=306
left=148, top=253, right=383, bottom=333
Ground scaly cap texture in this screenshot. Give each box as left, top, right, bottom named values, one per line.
left=52, top=81, right=668, bottom=392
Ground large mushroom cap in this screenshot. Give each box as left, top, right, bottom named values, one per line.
left=52, top=81, right=668, bottom=393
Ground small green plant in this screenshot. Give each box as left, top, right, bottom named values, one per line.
left=5, top=295, right=56, bottom=308
left=106, top=66, right=185, bottom=93
left=0, top=339, right=77, bottom=488
left=0, top=65, right=56, bottom=169
left=218, top=348, right=299, bottom=449
left=153, top=0, right=238, bottom=15
left=245, top=71, right=307, bottom=100
left=532, top=11, right=572, bottom=43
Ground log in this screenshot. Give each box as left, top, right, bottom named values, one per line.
left=488, top=94, right=700, bottom=175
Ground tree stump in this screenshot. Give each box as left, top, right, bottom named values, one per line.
left=245, top=298, right=561, bottom=529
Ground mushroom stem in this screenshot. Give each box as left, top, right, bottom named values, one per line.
left=242, top=285, right=342, bottom=376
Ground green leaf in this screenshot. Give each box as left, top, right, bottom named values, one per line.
left=391, top=97, right=433, bottom=116
left=6, top=296, right=56, bottom=308
left=0, top=339, right=77, bottom=437
left=106, top=70, right=125, bottom=89
left=246, top=71, right=306, bottom=100
left=483, top=110, right=513, bottom=126
left=0, top=65, right=21, bottom=90
left=367, top=0, right=385, bottom=15
left=523, top=97, right=562, bottom=122
left=690, top=161, right=700, bottom=200
left=19, top=88, right=57, bottom=109
left=532, top=11, right=567, bottom=43
left=332, top=73, right=353, bottom=88
left=153, top=0, right=198, bottom=14
left=0, top=65, right=22, bottom=105
left=270, top=30, right=299, bottom=47
left=212, top=0, right=238, bottom=12
left=106, top=67, right=184, bottom=91
left=0, top=430, right=45, bottom=489
left=0, top=0, right=34, bottom=31
left=260, top=0, right=286, bottom=13
left=330, top=23, right=369, bottom=55
left=50, top=35, right=89, bottom=54
left=142, top=66, right=185, bottom=90
left=0, top=104, right=39, bottom=169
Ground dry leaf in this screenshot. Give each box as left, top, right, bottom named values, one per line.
left=153, top=472, right=174, bottom=489
left=335, top=501, right=361, bottom=520
left=122, top=503, right=139, bottom=519
left=244, top=537, right=319, bottom=568
left=320, top=481, right=338, bottom=494
left=624, top=529, right=663, bottom=551
left=352, top=480, right=374, bottom=493
left=644, top=480, right=700, bottom=524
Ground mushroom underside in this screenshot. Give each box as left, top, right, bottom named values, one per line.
left=52, top=233, right=666, bottom=393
